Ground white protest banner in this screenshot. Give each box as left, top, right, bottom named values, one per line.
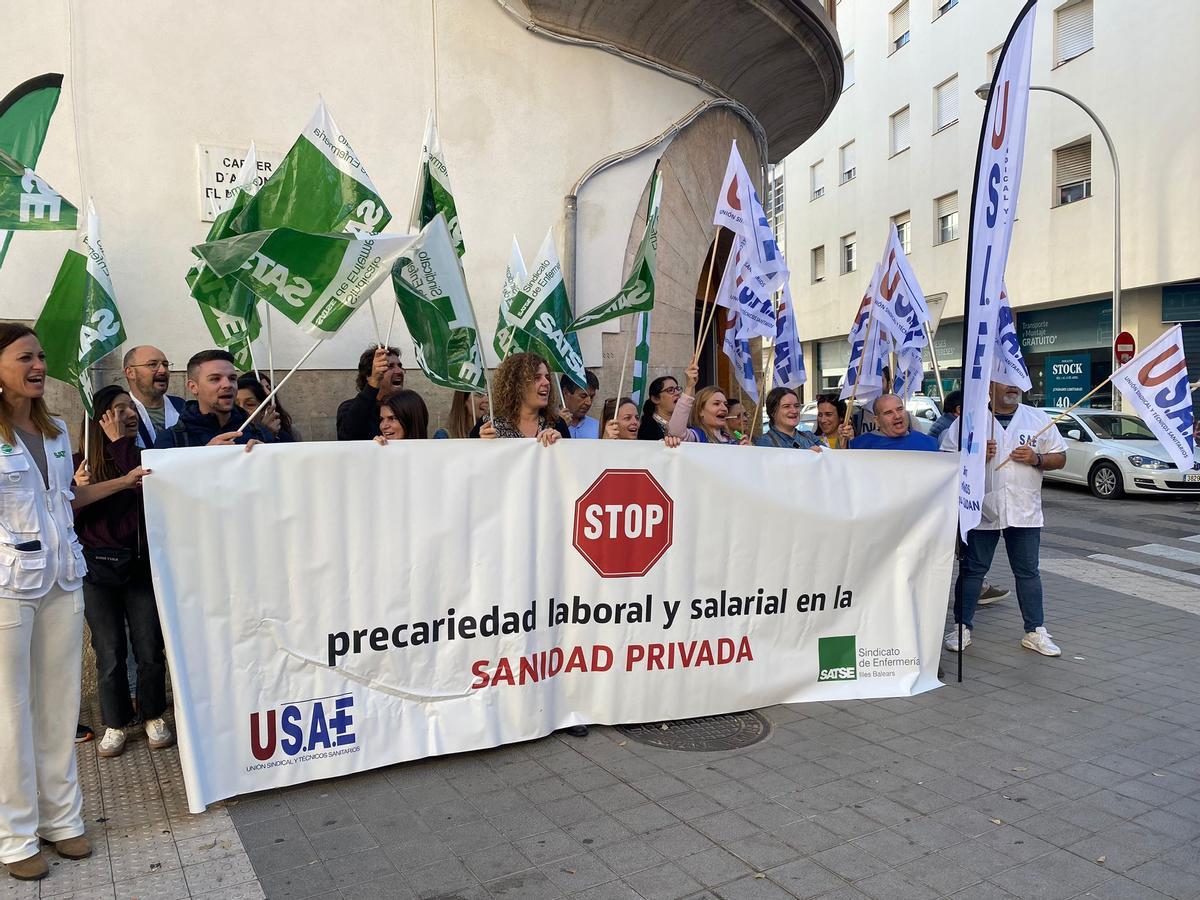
left=1110, top=324, right=1195, bottom=470
left=959, top=0, right=1037, bottom=538
left=143, top=442, right=956, bottom=812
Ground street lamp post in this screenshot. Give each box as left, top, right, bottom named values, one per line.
left=975, top=82, right=1122, bottom=409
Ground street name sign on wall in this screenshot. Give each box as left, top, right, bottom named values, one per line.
left=196, top=143, right=284, bottom=221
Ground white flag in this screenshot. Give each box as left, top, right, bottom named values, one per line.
left=713, top=235, right=776, bottom=340
left=712, top=141, right=788, bottom=293
left=1110, top=324, right=1195, bottom=471
left=840, top=264, right=886, bottom=401
left=722, top=308, right=759, bottom=404
left=772, top=283, right=806, bottom=389
left=959, top=0, right=1037, bottom=538
left=992, top=285, right=1031, bottom=390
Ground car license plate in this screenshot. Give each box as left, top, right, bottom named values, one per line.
left=1186, top=473, right=1200, bottom=483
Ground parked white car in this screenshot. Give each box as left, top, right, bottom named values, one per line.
left=799, top=395, right=942, bottom=435
left=1039, top=408, right=1200, bottom=499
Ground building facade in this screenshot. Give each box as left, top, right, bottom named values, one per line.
left=0, top=0, right=840, bottom=439
left=784, top=0, right=1200, bottom=411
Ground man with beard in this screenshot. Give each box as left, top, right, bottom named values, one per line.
left=337, top=346, right=405, bottom=441
left=123, top=346, right=186, bottom=449
left=941, top=382, right=1066, bottom=656
left=152, top=350, right=278, bottom=448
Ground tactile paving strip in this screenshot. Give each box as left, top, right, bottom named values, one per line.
left=615, top=711, right=772, bottom=751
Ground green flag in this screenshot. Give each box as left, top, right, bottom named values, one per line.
left=0, top=73, right=63, bottom=267
left=569, top=165, right=662, bottom=332
left=499, top=229, right=586, bottom=388
left=35, top=202, right=126, bottom=414
left=232, top=99, right=390, bottom=238
left=630, top=310, right=652, bottom=407
left=493, top=236, right=528, bottom=360
left=0, top=146, right=76, bottom=232
left=411, top=111, right=465, bottom=257
left=392, top=214, right=486, bottom=392
left=193, top=228, right=417, bottom=340
left=187, top=144, right=262, bottom=365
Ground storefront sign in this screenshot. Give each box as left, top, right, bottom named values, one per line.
left=1045, top=353, right=1092, bottom=408
left=1017, top=299, right=1112, bottom=355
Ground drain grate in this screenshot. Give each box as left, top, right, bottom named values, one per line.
left=616, top=710, right=771, bottom=751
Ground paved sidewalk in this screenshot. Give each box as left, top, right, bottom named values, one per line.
left=11, top=494, right=1200, bottom=899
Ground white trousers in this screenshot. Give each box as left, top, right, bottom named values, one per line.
left=0, top=587, right=85, bottom=863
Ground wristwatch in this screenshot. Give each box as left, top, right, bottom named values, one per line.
left=1034, top=452, right=1043, bottom=469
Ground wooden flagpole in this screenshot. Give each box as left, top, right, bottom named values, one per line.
left=691, top=231, right=723, bottom=364
left=994, top=374, right=1115, bottom=469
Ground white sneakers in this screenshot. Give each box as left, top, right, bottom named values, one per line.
left=944, top=627, right=972, bottom=652
left=97, top=719, right=174, bottom=759
left=98, top=728, right=126, bottom=758
left=945, top=625, right=1062, bottom=656
left=146, top=718, right=175, bottom=750
left=1021, top=627, right=1061, bottom=657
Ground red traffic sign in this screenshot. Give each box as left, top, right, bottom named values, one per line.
left=573, top=469, right=673, bottom=578
left=1114, top=331, right=1136, bottom=366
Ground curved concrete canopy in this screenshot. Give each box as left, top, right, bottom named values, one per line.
left=522, top=0, right=843, bottom=161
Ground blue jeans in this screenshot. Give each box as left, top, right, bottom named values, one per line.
left=954, top=527, right=1044, bottom=632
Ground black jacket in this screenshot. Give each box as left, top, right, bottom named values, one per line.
left=152, top=401, right=276, bottom=448
left=336, top=385, right=383, bottom=440
left=135, top=394, right=186, bottom=449
left=637, top=415, right=667, bottom=441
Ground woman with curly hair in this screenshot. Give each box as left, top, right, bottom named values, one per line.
left=473, top=352, right=569, bottom=446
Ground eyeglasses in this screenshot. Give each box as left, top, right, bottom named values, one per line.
left=660, top=386, right=683, bottom=395
left=130, top=360, right=171, bottom=371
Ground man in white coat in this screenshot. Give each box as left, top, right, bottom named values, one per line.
left=941, top=382, right=1066, bottom=656
left=123, top=346, right=186, bottom=449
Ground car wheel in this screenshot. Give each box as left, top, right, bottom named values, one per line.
left=1089, top=461, right=1125, bottom=499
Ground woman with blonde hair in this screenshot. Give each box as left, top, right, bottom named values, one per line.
left=667, top=364, right=750, bottom=445
left=474, top=352, right=568, bottom=445
left=434, top=391, right=488, bottom=439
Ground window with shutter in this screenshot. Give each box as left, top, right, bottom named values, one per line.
left=935, top=193, right=958, bottom=244
left=1055, top=0, right=1093, bottom=66
left=840, top=142, right=856, bottom=184
left=987, top=45, right=1003, bottom=80
left=842, top=234, right=857, bottom=274
left=934, top=0, right=958, bottom=19
left=935, top=76, right=958, bottom=131
left=890, top=2, right=910, bottom=52
left=890, top=107, right=910, bottom=156
left=1055, top=140, right=1092, bottom=205
left=811, top=161, right=825, bottom=199
left=812, top=246, right=826, bottom=283
left=892, top=212, right=912, bottom=254
left=843, top=51, right=855, bottom=90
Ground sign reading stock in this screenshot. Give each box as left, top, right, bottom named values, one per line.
left=143, top=442, right=957, bottom=812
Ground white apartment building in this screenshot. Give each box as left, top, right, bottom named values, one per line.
left=783, top=0, right=1200, bottom=411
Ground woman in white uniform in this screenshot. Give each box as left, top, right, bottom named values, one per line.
left=0, top=325, right=147, bottom=882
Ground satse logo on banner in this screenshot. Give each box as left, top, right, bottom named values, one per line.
left=817, top=635, right=858, bottom=682
left=573, top=469, right=674, bottom=578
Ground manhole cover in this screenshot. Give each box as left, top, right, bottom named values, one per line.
left=616, top=711, right=771, bottom=751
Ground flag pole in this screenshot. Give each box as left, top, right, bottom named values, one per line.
left=611, top=320, right=636, bottom=431
left=749, top=343, right=777, bottom=442
left=691, top=231, right=723, bottom=364
left=263, top=303, right=275, bottom=386
left=238, top=339, right=321, bottom=434
left=844, top=296, right=878, bottom=428
left=994, top=374, right=1116, bottom=469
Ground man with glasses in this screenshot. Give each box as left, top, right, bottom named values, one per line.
left=123, top=346, right=186, bottom=449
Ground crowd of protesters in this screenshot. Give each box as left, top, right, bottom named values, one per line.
left=1, top=322, right=1067, bottom=882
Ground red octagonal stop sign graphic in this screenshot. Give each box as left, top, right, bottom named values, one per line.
left=573, top=469, right=674, bottom=578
